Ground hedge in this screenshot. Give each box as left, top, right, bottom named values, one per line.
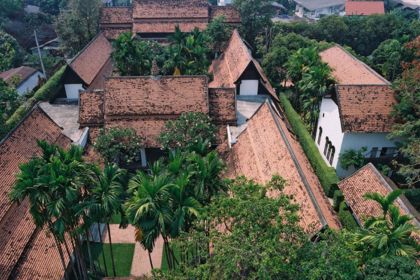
left=278, top=93, right=339, bottom=197
left=6, top=65, right=66, bottom=128
left=338, top=201, right=359, bottom=230
left=333, top=190, right=344, bottom=211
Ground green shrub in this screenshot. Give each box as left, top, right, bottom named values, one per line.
left=338, top=201, right=358, bottom=230
left=6, top=65, right=66, bottom=128
left=278, top=94, right=339, bottom=197
left=333, top=190, right=344, bottom=211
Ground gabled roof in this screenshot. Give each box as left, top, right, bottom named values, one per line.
left=133, top=0, right=209, bottom=19
left=224, top=101, right=340, bottom=233
left=338, top=163, right=420, bottom=227
left=100, top=6, right=132, bottom=24
left=69, top=33, right=113, bottom=85
left=336, top=85, right=396, bottom=133
left=104, top=76, right=209, bottom=117
left=345, top=1, right=385, bottom=15
left=294, top=0, right=345, bottom=10
left=0, top=105, right=71, bottom=280
left=0, top=66, right=39, bottom=85
left=210, top=6, right=241, bottom=23
left=320, top=45, right=390, bottom=85
left=209, top=30, right=276, bottom=97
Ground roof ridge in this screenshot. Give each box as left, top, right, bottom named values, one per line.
left=69, top=32, right=106, bottom=66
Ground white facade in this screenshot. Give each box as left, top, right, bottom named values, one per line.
left=239, top=79, right=259, bottom=95
left=217, top=0, right=232, bottom=6
left=64, top=84, right=84, bottom=100
left=295, top=4, right=345, bottom=20
left=16, top=71, right=45, bottom=96
left=315, top=97, right=397, bottom=178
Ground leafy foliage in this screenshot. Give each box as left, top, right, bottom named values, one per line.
left=204, top=15, right=232, bottom=55
left=389, top=37, right=420, bottom=187
left=0, top=79, right=21, bottom=125
left=0, top=31, right=23, bottom=72
left=94, top=127, right=143, bottom=167
left=55, top=0, right=100, bottom=56
left=159, top=112, right=217, bottom=152
left=0, top=0, right=23, bottom=23
left=233, top=0, right=274, bottom=49
left=112, top=32, right=164, bottom=76
left=363, top=256, right=420, bottom=280
left=371, top=39, right=403, bottom=81
left=339, top=147, right=368, bottom=171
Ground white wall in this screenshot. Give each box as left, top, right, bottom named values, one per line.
left=217, top=0, right=232, bottom=6
left=315, top=97, right=345, bottom=168
left=296, top=4, right=344, bottom=20
left=239, top=80, right=259, bottom=95
left=316, top=98, right=398, bottom=178
left=16, top=71, right=44, bottom=96
left=64, top=84, right=84, bottom=100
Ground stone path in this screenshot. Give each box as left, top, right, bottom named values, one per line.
left=89, top=224, right=164, bottom=277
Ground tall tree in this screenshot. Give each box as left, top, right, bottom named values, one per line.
left=390, top=37, right=420, bottom=187
left=0, top=31, right=23, bottom=71
left=371, top=39, right=403, bottom=81
left=233, top=0, right=274, bottom=49
left=205, top=15, right=232, bottom=56
left=55, top=0, right=101, bottom=57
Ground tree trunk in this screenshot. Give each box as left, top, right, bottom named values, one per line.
left=75, top=237, right=89, bottom=280
left=70, top=238, right=83, bottom=280
left=63, top=237, right=79, bottom=280
left=148, top=250, right=154, bottom=270
left=107, top=223, right=117, bottom=277
left=97, top=223, right=109, bottom=276
left=85, top=228, right=95, bottom=276
left=51, top=232, right=69, bottom=280
left=163, top=238, right=172, bottom=270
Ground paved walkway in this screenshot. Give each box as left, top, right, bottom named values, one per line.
left=89, top=224, right=163, bottom=277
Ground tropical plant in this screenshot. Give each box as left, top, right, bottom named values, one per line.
left=0, top=31, right=23, bottom=71
left=159, top=112, right=216, bottom=152
left=350, top=190, right=419, bottom=262
left=363, top=255, right=420, bottom=280
left=94, top=127, right=143, bottom=167
left=87, top=163, right=126, bottom=277
left=339, top=147, right=368, bottom=171
left=10, top=141, right=93, bottom=280
left=205, top=15, right=232, bottom=55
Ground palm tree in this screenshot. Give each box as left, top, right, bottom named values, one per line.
left=135, top=226, right=156, bottom=270
left=125, top=170, right=174, bottom=268
left=351, top=190, right=419, bottom=261
left=87, top=164, right=125, bottom=277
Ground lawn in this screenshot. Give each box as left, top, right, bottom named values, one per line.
left=161, top=243, right=181, bottom=271
left=84, top=242, right=135, bottom=277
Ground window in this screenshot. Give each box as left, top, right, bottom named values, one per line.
left=380, top=147, right=397, bottom=157
left=324, top=137, right=330, bottom=155
left=329, top=146, right=335, bottom=165
left=370, top=147, right=378, bottom=158
left=317, top=127, right=323, bottom=145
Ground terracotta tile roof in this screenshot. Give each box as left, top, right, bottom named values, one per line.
left=338, top=163, right=420, bottom=227
left=102, top=27, right=133, bottom=40
left=133, top=20, right=208, bottom=33
left=79, top=90, right=105, bottom=126
left=88, top=58, right=114, bottom=90
left=0, top=105, right=71, bottom=279
left=209, top=6, right=241, bottom=23
left=336, top=85, right=396, bottom=133
left=69, top=33, right=113, bottom=85
left=104, top=76, right=209, bottom=117
left=320, top=45, right=390, bottom=85
left=13, top=229, right=70, bottom=280
left=224, top=101, right=340, bottom=233
left=209, top=88, right=236, bottom=124
left=132, top=0, right=209, bottom=19
left=100, top=7, right=132, bottom=24
left=0, top=66, right=38, bottom=85
left=209, top=30, right=276, bottom=98
left=345, top=1, right=385, bottom=15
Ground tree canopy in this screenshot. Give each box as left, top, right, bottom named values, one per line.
left=0, top=31, right=23, bottom=72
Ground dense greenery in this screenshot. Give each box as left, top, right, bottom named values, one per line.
left=0, top=31, right=23, bottom=71
left=56, top=0, right=101, bottom=56
left=204, top=15, right=232, bottom=56
left=390, top=37, right=420, bottom=187
left=0, top=80, right=21, bottom=138
left=340, top=147, right=368, bottom=171
left=233, top=0, right=274, bottom=49
left=94, top=127, right=143, bottom=167
left=159, top=112, right=217, bottom=152
left=279, top=93, right=339, bottom=197
left=363, top=256, right=420, bottom=280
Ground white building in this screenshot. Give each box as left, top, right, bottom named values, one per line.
left=316, top=45, right=398, bottom=177
left=294, top=0, right=345, bottom=19
left=0, top=66, right=45, bottom=96
left=217, top=0, right=232, bottom=6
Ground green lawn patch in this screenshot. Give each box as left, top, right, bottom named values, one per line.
left=161, top=243, right=181, bottom=271
left=84, top=242, right=135, bottom=277
left=278, top=93, right=339, bottom=197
